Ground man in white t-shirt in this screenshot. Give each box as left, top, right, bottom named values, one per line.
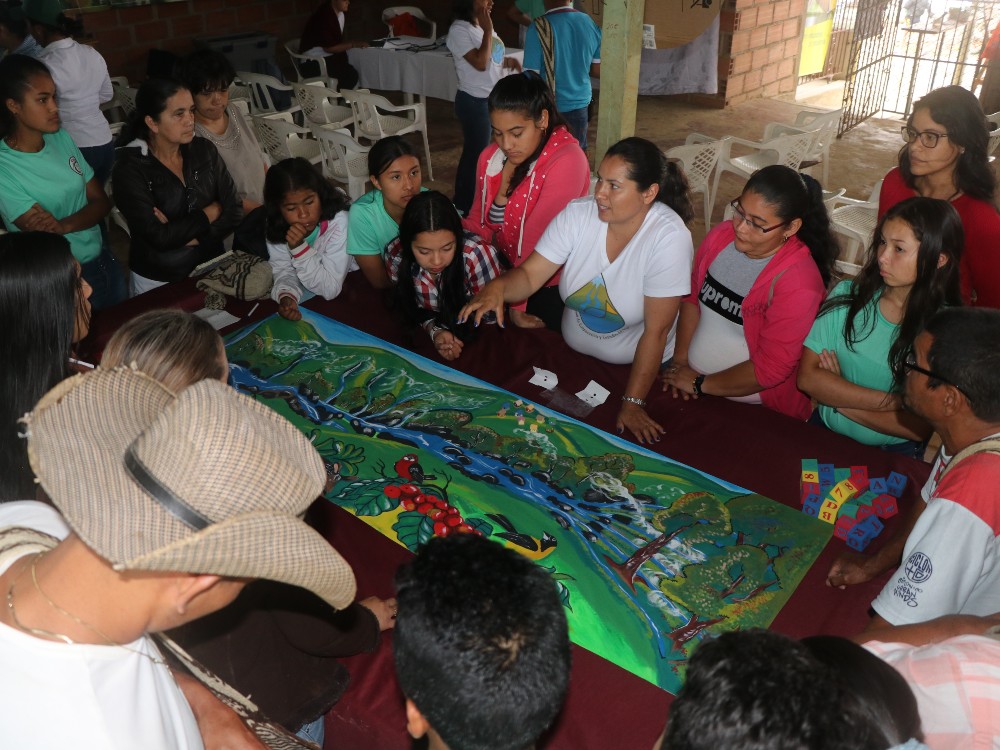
left=0, top=368, right=357, bottom=749
left=827, top=309, right=1000, bottom=627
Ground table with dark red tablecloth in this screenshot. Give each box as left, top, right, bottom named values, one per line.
left=88, top=271, right=931, bottom=750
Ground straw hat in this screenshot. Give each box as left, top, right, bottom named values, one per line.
left=24, top=367, right=356, bottom=611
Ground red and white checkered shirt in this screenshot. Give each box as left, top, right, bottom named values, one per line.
left=384, top=232, right=506, bottom=314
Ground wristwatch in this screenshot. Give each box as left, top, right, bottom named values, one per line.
left=692, top=374, right=706, bottom=396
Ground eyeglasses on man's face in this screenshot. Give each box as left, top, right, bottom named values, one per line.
left=903, top=351, right=969, bottom=400
left=729, top=200, right=786, bottom=234
left=901, top=126, right=951, bottom=149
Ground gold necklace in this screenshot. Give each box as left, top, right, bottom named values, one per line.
left=6, top=553, right=166, bottom=666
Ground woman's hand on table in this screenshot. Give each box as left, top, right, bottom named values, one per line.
left=278, top=294, right=302, bottom=321
left=662, top=362, right=700, bottom=400
left=617, top=401, right=664, bottom=444
left=359, top=596, right=398, bottom=631
left=433, top=329, right=464, bottom=361
left=508, top=308, right=544, bottom=328
left=459, top=280, right=506, bottom=327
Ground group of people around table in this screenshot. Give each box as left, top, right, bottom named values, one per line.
left=1, top=2, right=1000, bottom=743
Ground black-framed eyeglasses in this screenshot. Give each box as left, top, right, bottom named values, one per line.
left=903, top=352, right=969, bottom=399
left=901, top=126, right=950, bottom=149
left=729, top=200, right=786, bottom=234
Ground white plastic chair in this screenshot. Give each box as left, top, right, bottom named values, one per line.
left=340, top=88, right=432, bottom=180
left=312, top=126, right=371, bottom=199
left=665, top=139, right=724, bottom=227
left=762, top=107, right=843, bottom=184
left=251, top=113, right=321, bottom=166
left=104, top=176, right=131, bottom=238
left=687, top=129, right=820, bottom=219
left=284, top=39, right=338, bottom=87
left=986, top=111, right=1000, bottom=158
left=828, top=179, right=883, bottom=268
left=235, top=71, right=301, bottom=117
left=293, top=81, right=354, bottom=133
left=382, top=6, right=437, bottom=38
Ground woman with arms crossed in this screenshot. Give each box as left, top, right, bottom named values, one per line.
left=461, top=137, right=694, bottom=443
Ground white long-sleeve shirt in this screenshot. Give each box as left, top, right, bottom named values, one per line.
left=268, top=212, right=358, bottom=302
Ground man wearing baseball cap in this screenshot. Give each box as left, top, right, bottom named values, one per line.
left=0, top=367, right=357, bottom=749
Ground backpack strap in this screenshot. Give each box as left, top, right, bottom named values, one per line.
left=533, top=16, right=557, bottom=98
left=937, top=438, right=1000, bottom=484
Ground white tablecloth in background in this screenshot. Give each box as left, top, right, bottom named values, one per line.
left=348, top=36, right=523, bottom=102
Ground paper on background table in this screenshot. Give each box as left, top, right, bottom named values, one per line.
left=194, top=308, right=240, bottom=331
left=529, top=366, right=558, bottom=390
left=576, top=380, right=610, bottom=407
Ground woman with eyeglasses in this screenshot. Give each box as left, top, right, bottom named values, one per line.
left=879, top=85, right=1000, bottom=308
left=798, top=197, right=962, bottom=458
left=662, top=165, right=837, bottom=420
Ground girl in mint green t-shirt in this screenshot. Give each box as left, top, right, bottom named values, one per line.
left=798, top=196, right=962, bottom=454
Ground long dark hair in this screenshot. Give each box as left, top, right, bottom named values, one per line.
left=451, top=0, right=476, bottom=24
left=899, top=86, right=996, bottom=203
left=368, top=135, right=419, bottom=181
left=263, top=157, right=349, bottom=243
left=393, top=191, right=487, bottom=339
left=119, top=78, right=187, bottom=144
left=0, top=232, right=82, bottom=501
left=178, top=49, right=236, bottom=97
left=488, top=73, right=569, bottom=197
left=0, top=54, right=52, bottom=140
left=743, top=165, right=838, bottom=286
left=604, top=137, right=694, bottom=224
left=820, top=196, right=962, bottom=387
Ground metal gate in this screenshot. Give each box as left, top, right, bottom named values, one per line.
left=839, top=0, right=904, bottom=134
left=830, top=0, right=1000, bottom=134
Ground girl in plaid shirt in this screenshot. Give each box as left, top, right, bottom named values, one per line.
left=386, top=191, right=506, bottom=360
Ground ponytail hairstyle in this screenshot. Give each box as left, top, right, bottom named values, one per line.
left=0, top=53, right=52, bottom=140
left=119, top=77, right=188, bottom=145
left=603, top=137, right=695, bottom=224
left=0, top=232, right=82, bottom=501
left=263, top=157, right=349, bottom=244
left=393, top=191, right=484, bottom=340
left=488, top=72, right=568, bottom=197
left=819, top=196, right=963, bottom=387
left=742, top=165, right=838, bottom=286
left=899, top=86, right=996, bottom=203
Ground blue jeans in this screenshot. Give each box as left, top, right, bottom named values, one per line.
left=808, top=409, right=927, bottom=460
left=562, top=106, right=589, bottom=150
left=296, top=715, right=325, bottom=747
left=453, top=90, right=492, bottom=216
left=79, top=140, right=116, bottom=186
left=82, top=241, right=128, bottom=310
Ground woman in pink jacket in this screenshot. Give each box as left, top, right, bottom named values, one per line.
left=463, top=72, right=589, bottom=329
left=662, top=165, right=838, bottom=420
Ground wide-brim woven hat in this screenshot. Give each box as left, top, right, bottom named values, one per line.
left=24, top=367, right=356, bottom=611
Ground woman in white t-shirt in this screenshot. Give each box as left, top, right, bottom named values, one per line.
left=460, top=137, right=694, bottom=443
left=23, top=0, right=114, bottom=185
left=446, top=0, right=521, bottom=216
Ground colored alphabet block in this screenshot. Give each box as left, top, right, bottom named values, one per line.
left=854, top=490, right=878, bottom=506
left=846, top=525, right=875, bottom=551
left=886, top=471, right=908, bottom=498
left=874, top=494, right=898, bottom=519
left=857, top=515, right=885, bottom=536
left=828, top=479, right=859, bottom=504
left=856, top=503, right=876, bottom=521
left=818, top=463, right=835, bottom=492
left=868, top=476, right=888, bottom=494
left=834, top=468, right=851, bottom=484
left=801, top=459, right=820, bottom=485
left=800, top=482, right=821, bottom=503
left=833, top=515, right=857, bottom=540
left=802, top=495, right=821, bottom=517
left=838, top=502, right=861, bottom=519
left=849, top=466, right=870, bottom=492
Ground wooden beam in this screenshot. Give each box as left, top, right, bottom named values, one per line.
left=595, top=0, right=646, bottom=166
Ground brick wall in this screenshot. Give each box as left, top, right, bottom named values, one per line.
left=75, top=0, right=462, bottom=84
left=721, top=0, right=806, bottom=105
